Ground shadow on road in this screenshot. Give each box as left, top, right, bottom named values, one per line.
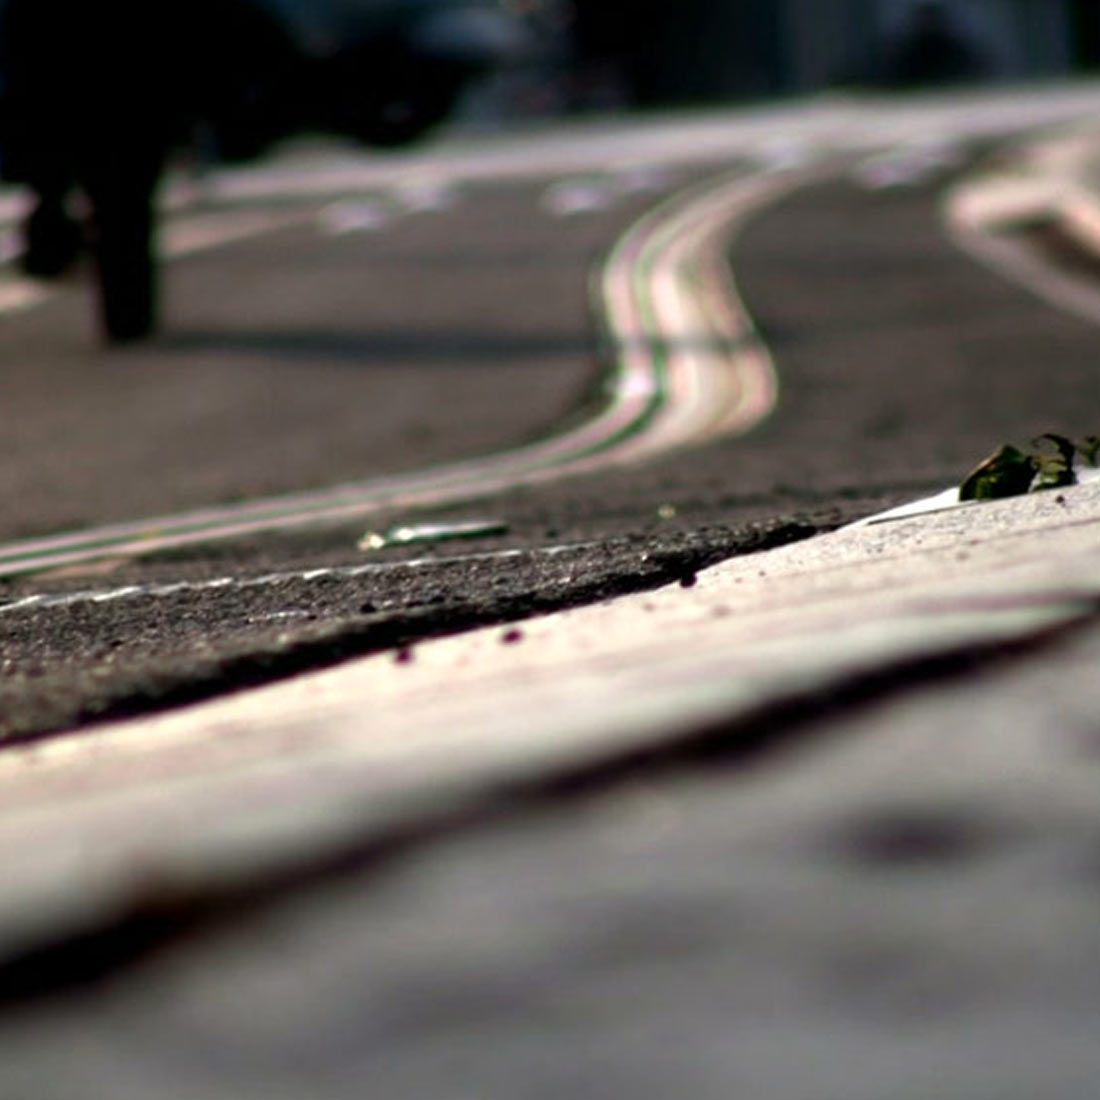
left=157, top=327, right=594, bottom=365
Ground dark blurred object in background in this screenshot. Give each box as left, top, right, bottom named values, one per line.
left=0, top=0, right=526, bottom=343
left=1070, top=0, right=1100, bottom=71
left=559, top=1, right=1095, bottom=109
left=564, top=0, right=782, bottom=109
left=565, top=0, right=656, bottom=109
left=885, top=1, right=988, bottom=87
left=1, top=0, right=1094, bottom=345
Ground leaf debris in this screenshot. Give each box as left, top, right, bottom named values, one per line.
left=958, top=433, right=1097, bottom=502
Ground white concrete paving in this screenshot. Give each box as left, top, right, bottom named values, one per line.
left=3, top=470, right=1100, bottom=963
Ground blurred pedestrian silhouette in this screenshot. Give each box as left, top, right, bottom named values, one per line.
left=0, top=0, right=518, bottom=344
left=0, top=0, right=294, bottom=342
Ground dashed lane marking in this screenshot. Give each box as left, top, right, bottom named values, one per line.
left=0, top=543, right=595, bottom=616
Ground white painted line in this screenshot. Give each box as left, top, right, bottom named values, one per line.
left=0, top=542, right=592, bottom=617
left=395, top=180, right=458, bottom=212
left=541, top=178, right=619, bottom=216
left=0, top=279, right=49, bottom=313
left=317, top=199, right=396, bottom=234
left=596, top=169, right=789, bottom=461
left=161, top=207, right=307, bottom=256
left=943, top=126, right=1100, bottom=327
left=945, top=190, right=1100, bottom=328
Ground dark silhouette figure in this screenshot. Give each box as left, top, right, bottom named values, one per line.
left=566, top=0, right=669, bottom=108
left=888, top=1, right=988, bottom=87
left=0, top=0, right=514, bottom=343
left=0, top=0, right=292, bottom=341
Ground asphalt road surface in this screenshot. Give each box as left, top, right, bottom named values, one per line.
left=6, top=95, right=1100, bottom=739
left=7, top=89, right=1100, bottom=1097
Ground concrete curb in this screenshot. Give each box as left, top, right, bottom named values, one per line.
left=3, top=470, right=1100, bottom=969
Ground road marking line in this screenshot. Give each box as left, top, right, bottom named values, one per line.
left=317, top=199, right=397, bottom=234
left=945, top=192, right=1100, bottom=328
left=541, top=177, right=620, bottom=216
left=161, top=208, right=307, bottom=256
left=943, top=131, right=1100, bottom=328
left=597, top=170, right=787, bottom=460
left=0, top=543, right=596, bottom=616
left=0, top=280, right=49, bottom=313
left=0, top=168, right=799, bottom=578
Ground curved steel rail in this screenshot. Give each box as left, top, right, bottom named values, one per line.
left=0, top=167, right=799, bottom=577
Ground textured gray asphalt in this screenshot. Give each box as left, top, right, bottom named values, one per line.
left=8, top=163, right=1100, bottom=738
left=0, top=180, right=650, bottom=535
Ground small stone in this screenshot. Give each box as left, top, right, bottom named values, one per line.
left=357, top=531, right=387, bottom=551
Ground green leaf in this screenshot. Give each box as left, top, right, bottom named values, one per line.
left=1030, top=434, right=1077, bottom=491
left=1076, top=435, right=1100, bottom=467
left=958, top=445, right=1037, bottom=501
